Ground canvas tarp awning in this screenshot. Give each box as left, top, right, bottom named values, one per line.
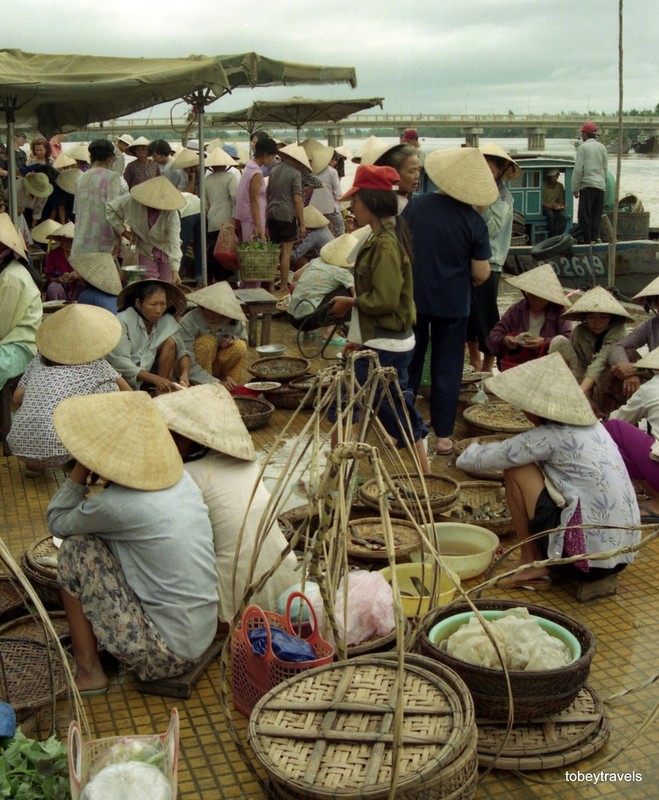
left=208, top=96, right=384, bottom=133
left=216, top=54, right=356, bottom=91
left=0, top=49, right=232, bottom=136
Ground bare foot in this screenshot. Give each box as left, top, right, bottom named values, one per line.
left=435, top=436, right=455, bottom=455
left=498, top=564, right=551, bottom=588
left=75, top=663, right=109, bottom=694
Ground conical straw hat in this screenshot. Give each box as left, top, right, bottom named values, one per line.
left=117, top=278, right=187, bottom=317
left=56, top=169, right=81, bottom=195
left=562, top=286, right=631, bottom=321
left=334, top=145, right=353, bottom=161
left=36, top=304, right=122, bottom=364
left=171, top=147, right=200, bottom=170
left=320, top=232, right=360, bottom=268
left=0, top=213, right=27, bottom=257
left=479, top=142, right=521, bottom=180
left=124, top=136, right=152, bottom=155
left=205, top=148, right=237, bottom=168
left=130, top=176, right=185, bottom=211
left=53, top=392, right=183, bottom=491
left=352, top=135, right=391, bottom=165
left=53, top=152, right=77, bottom=169
left=69, top=251, right=122, bottom=295
left=155, top=383, right=256, bottom=462
left=186, top=282, right=246, bottom=321
left=207, top=138, right=224, bottom=152
left=635, top=345, right=659, bottom=371
left=303, top=205, right=330, bottom=228
left=300, top=139, right=325, bottom=159
left=279, top=144, right=311, bottom=172
left=633, top=276, right=659, bottom=301
left=67, top=143, right=91, bottom=163
left=233, top=144, right=250, bottom=165
left=485, top=352, right=597, bottom=426
left=425, top=148, right=499, bottom=206
left=504, top=263, right=570, bottom=307
left=311, top=145, right=335, bottom=175
left=31, top=219, right=61, bottom=244
left=48, top=222, right=75, bottom=240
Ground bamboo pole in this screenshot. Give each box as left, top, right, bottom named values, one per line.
left=608, top=0, right=624, bottom=286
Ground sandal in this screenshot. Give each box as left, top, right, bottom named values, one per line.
left=497, top=574, right=553, bottom=591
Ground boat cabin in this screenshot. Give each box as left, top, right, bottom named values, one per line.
left=505, top=155, right=575, bottom=244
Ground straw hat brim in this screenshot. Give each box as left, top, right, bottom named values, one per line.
left=311, top=146, right=335, bottom=175
left=303, top=205, right=330, bottom=229
left=130, top=177, right=185, bottom=211
left=562, top=286, right=632, bottom=321
left=67, top=144, right=91, bottom=163
left=53, top=153, right=77, bottom=169
left=0, top=213, right=27, bottom=257
left=485, top=352, right=597, bottom=426
left=36, top=304, right=122, bottom=364
left=30, top=219, right=61, bottom=244
left=320, top=232, right=360, bottom=268
left=53, top=392, right=183, bottom=491
left=69, top=252, right=122, bottom=295
left=479, top=142, right=522, bottom=180
left=171, top=148, right=200, bottom=170
left=117, top=279, right=187, bottom=317
left=155, top=383, right=256, bottom=462
left=124, top=137, right=152, bottom=154
left=424, top=148, right=499, bottom=206
left=23, top=174, right=53, bottom=198
left=185, top=283, right=246, bottom=321
left=56, top=169, right=81, bottom=195
left=280, top=144, right=312, bottom=172
left=205, top=148, right=237, bottom=168
left=351, top=135, right=389, bottom=165
left=633, top=276, right=659, bottom=301
left=48, top=222, right=75, bottom=240
left=635, top=345, right=659, bottom=371
left=504, top=263, right=570, bottom=308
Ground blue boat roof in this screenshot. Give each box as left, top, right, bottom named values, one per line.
left=509, top=154, right=575, bottom=168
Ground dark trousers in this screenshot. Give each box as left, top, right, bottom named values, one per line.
left=180, top=213, right=202, bottom=283
left=466, top=272, right=500, bottom=353
left=543, top=207, right=567, bottom=237
left=577, top=187, right=605, bottom=243
left=409, top=314, right=468, bottom=438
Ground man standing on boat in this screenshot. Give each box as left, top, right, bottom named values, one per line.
left=573, top=121, right=608, bottom=243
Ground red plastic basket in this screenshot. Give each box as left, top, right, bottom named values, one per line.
left=230, top=592, right=334, bottom=716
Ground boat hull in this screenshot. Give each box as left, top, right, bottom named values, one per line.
left=505, top=239, right=659, bottom=300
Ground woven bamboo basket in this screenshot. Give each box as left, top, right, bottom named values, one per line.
left=237, top=241, right=280, bottom=282
left=0, top=610, right=69, bottom=642
left=453, top=434, right=513, bottom=481
left=21, top=537, right=63, bottom=608
left=0, top=576, right=25, bottom=623
left=248, top=356, right=310, bottom=382
left=249, top=655, right=478, bottom=800
left=0, top=637, right=69, bottom=718
left=462, top=402, right=534, bottom=436
left=438, top=482, right=514, bottom=537
left=278, top=503, right=376, bottom=543
left=234, top=396, right=274, bottom=430
left=359, top=474, right=460, bottom=520
left=417, top=599, right=596, bottom=721
left=264, top=383, right=311, bottom=410
left=346, top=517, right=421, bottom=561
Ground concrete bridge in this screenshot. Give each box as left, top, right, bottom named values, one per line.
left=85, top=112, right=658, bottom=151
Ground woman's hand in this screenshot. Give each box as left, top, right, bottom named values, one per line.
left=219, top=335, right=234, bottom=350
left=503, top=334, right=518, bottom=349
left=329, top=296, right=354, bottom=318
left=342, top=341, right=361, bottom=357
left=623, top=375, right=641, bottom=399
left=149, top=375, right=180, bottom=395
left=171, top=272, right=182, bottom=286
left=611, top=362, right=636, bottom=380
left=221, top=377, right=237, bottom=391
left=519, top=335, right=545, bottom=350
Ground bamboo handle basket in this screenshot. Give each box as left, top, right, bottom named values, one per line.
left=437, top=481, right=514, bottom=537
left=462, top=402, right=534, bottom=436
left=237, top=240, right=280, bottom=282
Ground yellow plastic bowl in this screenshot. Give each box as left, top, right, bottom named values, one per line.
left=379, top=562, right=460, bottom=617
left=413, top=522, right=500, bottom=580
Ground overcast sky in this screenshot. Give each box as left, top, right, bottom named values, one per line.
left=3, top=0, right=656, bottom=119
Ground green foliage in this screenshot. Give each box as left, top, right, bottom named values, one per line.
left=0, top=730, right=70, bottom=800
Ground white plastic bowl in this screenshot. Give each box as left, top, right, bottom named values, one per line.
left=412, top=522, right=500, bottom=580
left=255, top=344, right=286, bottom=357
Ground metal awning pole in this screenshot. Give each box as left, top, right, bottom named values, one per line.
left=6, top=113, right=18, bottom=225
left=608, top=0, right=624, bottom=287
left=197, top=96, right=208, bottom=287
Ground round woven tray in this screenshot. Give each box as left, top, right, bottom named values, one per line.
left=22, top=538, right=63, bottom=608
left=417, top=599, right=595, bottom=721
left=248, top=356, right=310, bottom=382
left=234, top=396, right=274, bottom=430
left=359, top=474, right=460, bottom=520
left=462, top=403, right=534, bottom=436
left=438, top=482, right=514, bottom=537
left=346, top=517, right=421, bottom=561
left=0, top=636, right=69, bottom=717
left=461, top=370, right=492, bottom=385
left=477, top=685, right=609, bottom=770
left=278, top=503, right=377, bottom=543
left=453, top=434, right=513, bottom=481
left=249, top=655, right=477, bottom=800
left=0, top=576, right=25, bottom=623
left=0, top=611, right=69, bottom=643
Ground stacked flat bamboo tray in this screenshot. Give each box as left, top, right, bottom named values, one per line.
left=249, top=655, right=479, bottom=800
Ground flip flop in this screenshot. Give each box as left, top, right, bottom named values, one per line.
left=638, top=504, right=659, bottom=523
left=435, top=442, right=455, bottom=456
left=79, top=685, right=109, bottom=697
left=498, top=574, right=553, bottom=591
